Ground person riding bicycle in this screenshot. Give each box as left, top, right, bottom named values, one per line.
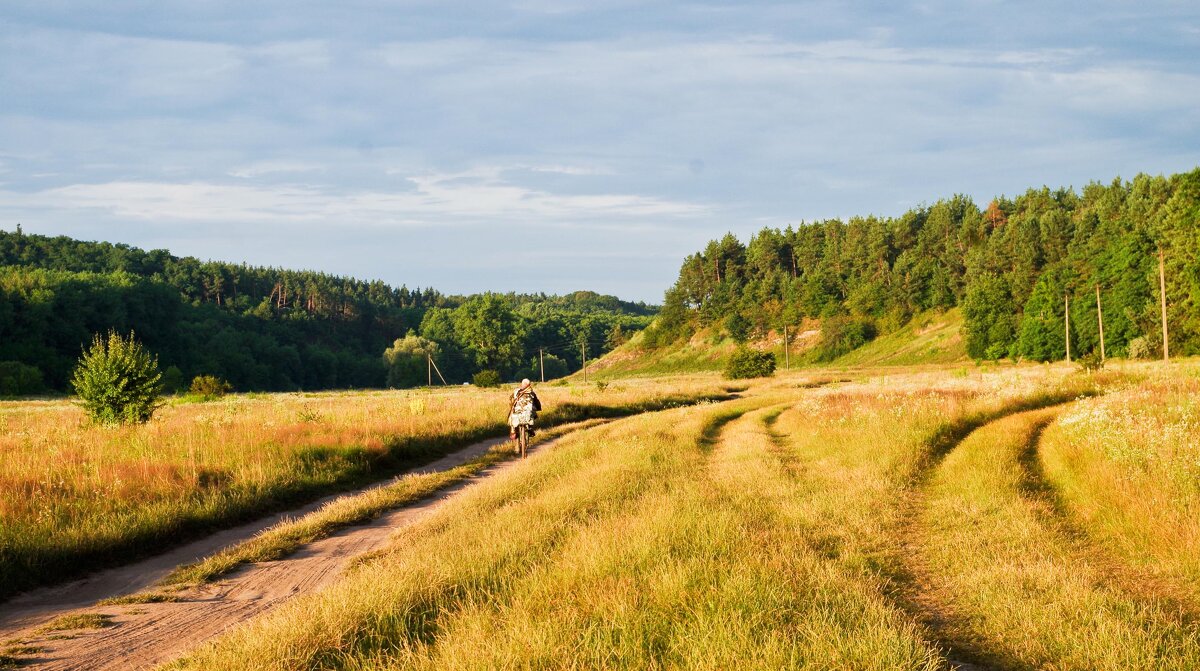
left=507, top=378, right=541, bottom=441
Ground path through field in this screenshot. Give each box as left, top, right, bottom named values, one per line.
left=0, top=431, right=565, bottom=670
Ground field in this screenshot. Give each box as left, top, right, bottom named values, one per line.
left=4, top=362, right=1200, bottom=669
left=0, top=378, right=731, bottom=600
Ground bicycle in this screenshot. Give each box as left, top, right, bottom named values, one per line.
left=513, top=422, right=531, bottom=459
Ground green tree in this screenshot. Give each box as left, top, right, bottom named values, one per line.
left=1017, top=268, right=1072, bottom=361
left=453, top=294, right=524, bottom=373
left=383, top=332, right=440, bottom=388
left=961, top=272, right=1018, bottom=359
left=71, top=331, right=163, bottom=424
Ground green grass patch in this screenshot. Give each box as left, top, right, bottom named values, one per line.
left=35, top=613, right=112, bottom=633
left=97, top=591, right=185, bottom=605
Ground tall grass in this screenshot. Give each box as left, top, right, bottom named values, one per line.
left=1040, top=375, right=1200, bottom=608
left=0, top=377, right=726, bottom=599
left=173, top=369, right=1089, bottom=670
left=171, top=402, right=755, bottom=669
left=911, top=408, right=1200, bottom=669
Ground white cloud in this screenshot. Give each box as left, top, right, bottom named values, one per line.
left=1, top=171, right=708, bottom=230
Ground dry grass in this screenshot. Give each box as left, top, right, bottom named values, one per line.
left=1040, top=371, right=1200, bottom=609
left=911, top=408, right=1200, bottom=669
left=172, top=368, right=1106, bottom=670
left=0, top=376, right=728, bottom=598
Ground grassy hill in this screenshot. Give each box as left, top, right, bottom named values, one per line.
left=826, top=309, right=968, bottom=367
left=586, top=309, right=968, bottom=378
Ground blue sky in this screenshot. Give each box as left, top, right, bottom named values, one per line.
left=2, top=2, right=1198, bottom=303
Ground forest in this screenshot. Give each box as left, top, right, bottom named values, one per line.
left=647, top=169, right=1200, bottom=362
left=0, top=229, right=653, bottom=394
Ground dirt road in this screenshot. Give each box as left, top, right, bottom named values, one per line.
left=0, top=432, right=558, bottom=670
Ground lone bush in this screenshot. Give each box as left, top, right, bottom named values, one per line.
left=71, top=331, right=163, bottom=425
left=1127, top=336, right=1153, bottom=360
left=190, top=375, right=233, bottom=400
left=1076, top=351, right=1104, bottom=372
left=724, top=348, right=776, bottom=379
left=472, top=369, right=501, bottom=388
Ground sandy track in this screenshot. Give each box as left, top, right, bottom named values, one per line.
left=0, top=432, right=559, bottom=670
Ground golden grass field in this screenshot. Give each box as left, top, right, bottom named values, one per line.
left=0, top=377, right=730, bottom=599
left=5, top=362, right=1200, bottom=669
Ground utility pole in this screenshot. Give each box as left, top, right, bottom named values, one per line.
left=539, top=348, right=545, bottom=383
left=429, top=356, right=448, bottom=385
left=427, top=353, right=432, bottom=387
left=1159, top=247, right=1170, bottom=363
left=581, top=341, right=587, bottom=383
left=1095, top=284, right=1106, bottom=362
left=1064, top=293, right=1071, bottom=364
left=783, top=324, right=790, bottom=370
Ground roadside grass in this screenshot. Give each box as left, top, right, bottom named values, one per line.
left=1040, top=374, right=1200, bottom=609
left=161, top=418, right=609, bottom=588
left=171, top=399, right=809, bottom=669
left=0, top=378, right=727, bottom=599
left=910, top=409, right=1200, bottom=669
left=167, top=366, right=1132, bottom=670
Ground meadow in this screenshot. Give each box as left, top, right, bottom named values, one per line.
left=158, top=362, right=1200, bottom=671
left=0, top=377, right=730, bottom=599
left=6, top=361, right=1200, bottom=669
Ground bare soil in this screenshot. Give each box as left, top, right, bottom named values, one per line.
left=0, top=432, right=559, bottom=670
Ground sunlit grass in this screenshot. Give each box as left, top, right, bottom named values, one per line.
left=911, top=408, right=1200, bottom=669
left=0, top=376, right=727, bottom=598
left=173, top=368, right=1102, bottom=670
left=1041, top=372, right=1200, bottom=608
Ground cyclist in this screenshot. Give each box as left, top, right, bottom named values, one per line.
left=507, top=378, right=541, bottom=457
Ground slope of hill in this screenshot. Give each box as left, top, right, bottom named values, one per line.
left=827, top=309, right=967, bottom=367
left=586, top=309, right=967, bottom=377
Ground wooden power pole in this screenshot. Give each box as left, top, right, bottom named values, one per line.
left=427, top=353, right=432, bottom=387
left=783, top=325, right=790, bottom=370
left=539, top=348, right=545, bottom=383
left=1095, top=285, right=1106, bottom=362
left=1159, top=248, right=1170, bottom=362
left=1064, top=293, right=1071, bottom=364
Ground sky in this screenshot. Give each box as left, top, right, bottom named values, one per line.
left=2, top=2, right=1198, bottom=303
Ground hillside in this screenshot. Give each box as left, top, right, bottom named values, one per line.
left=643, top=168, right=1200, bottom=365
left=826, top=309, right=967, bottom=367
left=587, top=309, right=967, bottom=377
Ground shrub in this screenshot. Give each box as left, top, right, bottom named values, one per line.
left=190, top=375, right=233, bottom=400
left=71, top=331, right=163, bottom=425
left=1127, top=336, right=1153, bottom=360
left=724, top=348, right=776, bottom=379
left=1076, top=352, right=1104, bottom=372
left=0, top=361, right=44, bottom=396
left=472, top=369, right=501, bottom=388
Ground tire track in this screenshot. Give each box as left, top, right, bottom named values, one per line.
left=903, top=408, right=1200, bottom=670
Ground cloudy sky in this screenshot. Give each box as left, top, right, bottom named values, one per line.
left=2, top=1, right=1198, bottom=302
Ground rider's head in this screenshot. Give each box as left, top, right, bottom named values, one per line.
left=520, top=378, right=531, bottom=389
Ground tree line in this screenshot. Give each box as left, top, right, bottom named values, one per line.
left=646, top=169, right=1200, bottom=362
left=0, top=228, right=653, bottom=394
